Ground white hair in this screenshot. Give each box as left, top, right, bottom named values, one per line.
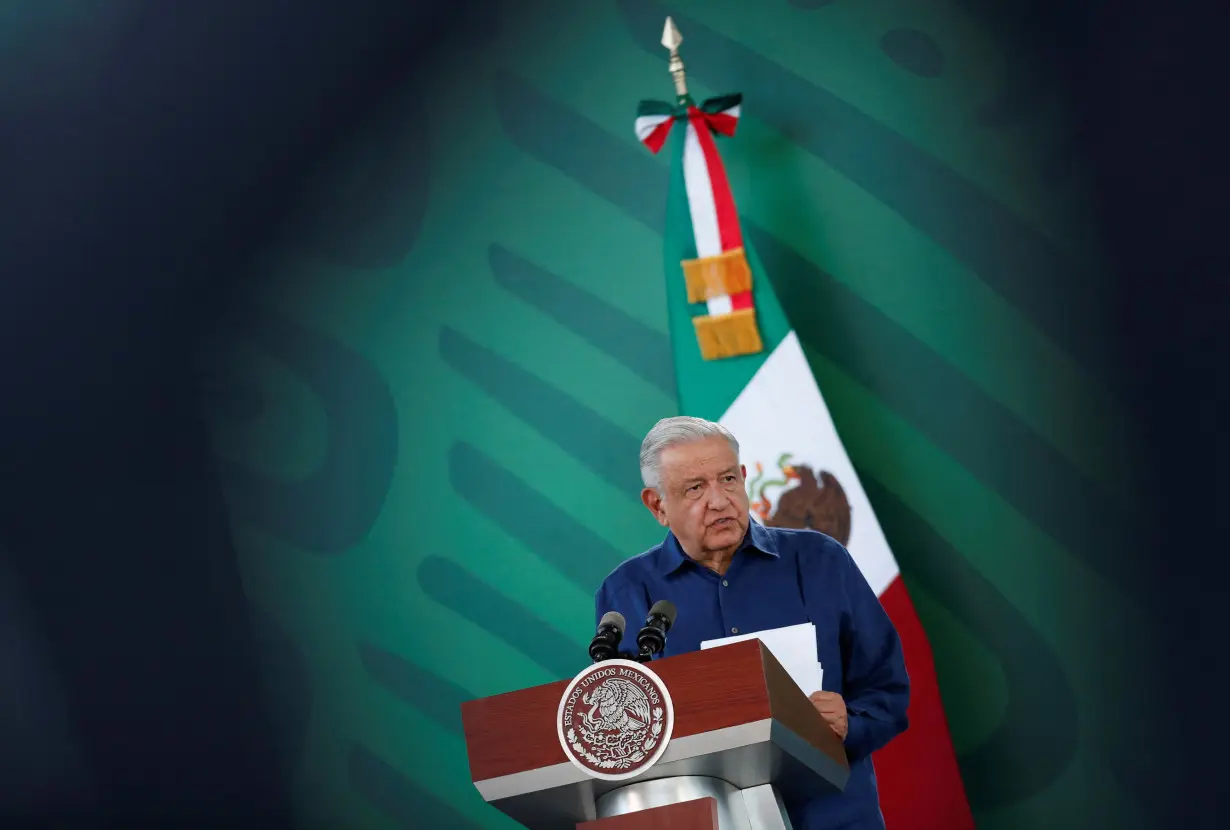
left=639, top=416, right=740, bottom=492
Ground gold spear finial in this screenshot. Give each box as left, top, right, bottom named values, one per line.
left=661, top=17, right=688, bottom=99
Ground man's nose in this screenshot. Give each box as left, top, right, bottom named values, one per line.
left=707, top=483, right=732, bottom=508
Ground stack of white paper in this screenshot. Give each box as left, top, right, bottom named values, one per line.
left=701, top=622, right=823, bottom=695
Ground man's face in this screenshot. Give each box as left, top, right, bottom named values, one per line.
left=642, top=436, right=750, bottom=558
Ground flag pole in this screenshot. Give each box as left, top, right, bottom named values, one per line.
left=662, top=17, right=689, bottom=102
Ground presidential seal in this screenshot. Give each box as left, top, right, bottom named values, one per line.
left=556, top=659, right=675, bottom=781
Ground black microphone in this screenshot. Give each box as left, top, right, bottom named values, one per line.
left=636, top=600, right=678, bottom=660
left=589, top=611, right=626, bottom=662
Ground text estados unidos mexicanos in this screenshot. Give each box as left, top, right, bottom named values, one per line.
left=562, top=666, right=662, bottom=725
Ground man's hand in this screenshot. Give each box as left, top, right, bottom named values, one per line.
left=809, top=691, right=848, bottom=740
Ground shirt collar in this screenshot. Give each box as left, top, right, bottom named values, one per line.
left=653, top=520, right=780, bottom=575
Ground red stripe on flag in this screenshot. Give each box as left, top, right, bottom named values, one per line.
left=874, top=578, right=974, bottom=830
left=642, top=119, right=674, bottom=156
left=688, top=107, right=744, bottom=252
left=703, top=110, right=739, bottom=137
left=730, top=291, right=754, bottom=311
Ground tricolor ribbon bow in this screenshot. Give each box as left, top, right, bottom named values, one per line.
left=634, top=94, right=743, bottom=155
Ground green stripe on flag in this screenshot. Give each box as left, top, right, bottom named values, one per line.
left=700, top=92, right=741, bottom=114
left=636, top=98, right=675, bottom=117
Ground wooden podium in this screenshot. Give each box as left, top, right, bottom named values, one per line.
left=460, top=640, right=849, bottom=830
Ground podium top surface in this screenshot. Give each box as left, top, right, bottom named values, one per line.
left=461, top=639, right=847, bottom=787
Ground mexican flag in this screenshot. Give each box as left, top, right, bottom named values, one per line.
left=636, top=90, right=974, bottom=830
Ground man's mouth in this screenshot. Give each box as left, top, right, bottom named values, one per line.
left=711, top=517, right=735, bottom=527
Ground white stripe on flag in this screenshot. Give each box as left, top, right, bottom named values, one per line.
left=634, top=114, right=671, bottom=142
left=683, top=122, right=730, bottom=316
left=720, top=331, right=901, bottom=596
left=683, top=123, right=721, bottom=256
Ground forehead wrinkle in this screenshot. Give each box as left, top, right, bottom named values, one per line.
left=665, top=465, right=740, bottom=489
left=658, top=439, right=739, bottom=485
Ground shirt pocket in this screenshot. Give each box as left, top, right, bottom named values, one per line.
left=746, top=560, right=811, bottom=630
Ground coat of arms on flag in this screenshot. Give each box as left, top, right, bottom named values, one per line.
left=746, top=454, right=852, bottom=546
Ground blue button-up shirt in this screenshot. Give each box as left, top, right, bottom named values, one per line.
left=594, top=522, right=909, bottom=830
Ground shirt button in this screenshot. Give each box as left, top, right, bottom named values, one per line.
left=731, top=627, right=739, bottom=634
left=722, top=579, right=729, bottom=587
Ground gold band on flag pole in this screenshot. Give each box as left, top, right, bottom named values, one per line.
left=693, top=309, right=763, bottom=360
left=681, top=248, right=753, bottom=303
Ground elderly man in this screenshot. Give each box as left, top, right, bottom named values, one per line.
left=595, top=416, right=909, bottom=830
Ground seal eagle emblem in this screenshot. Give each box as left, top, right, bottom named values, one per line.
left=747, top=453, right=852, bottom=545
left=556, top=659, right=675, bottom=781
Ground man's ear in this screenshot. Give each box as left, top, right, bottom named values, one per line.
left=740, top=463, right=747, bottom=481
left=641, top=487, right=669, bottom=527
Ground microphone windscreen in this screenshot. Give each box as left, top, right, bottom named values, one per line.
left=648, top=599, right=677, bottom=627
left=599, top=611, right=626, bottom=634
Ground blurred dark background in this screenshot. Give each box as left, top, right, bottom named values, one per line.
left=1, top=0, right=1225, bottom=828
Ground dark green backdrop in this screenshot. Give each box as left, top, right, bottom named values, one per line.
left=202, top=1, right=1161, bottom=827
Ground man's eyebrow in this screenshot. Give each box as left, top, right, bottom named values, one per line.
left=678, top=467, right=738, bottom=485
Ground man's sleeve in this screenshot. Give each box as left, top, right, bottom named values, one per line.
left=594, top=575, right=650, bottom=657
left=835, top=546, right=910, bottom=762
